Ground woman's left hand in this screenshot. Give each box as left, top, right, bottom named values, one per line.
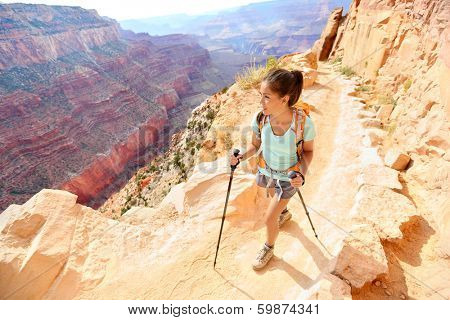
left=289, top=173, right=304, bottom=188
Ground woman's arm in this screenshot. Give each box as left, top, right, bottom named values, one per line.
left=240, top=131, right=261, bottom=161
left=230, top=131, right=261, bottom=166
left=301, top=140, right=314, bottom=175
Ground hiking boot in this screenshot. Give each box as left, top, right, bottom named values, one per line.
left=278, top=209, right=292, bottom=227
left=252, top=244, right=274, bottom=270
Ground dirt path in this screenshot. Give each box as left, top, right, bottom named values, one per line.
left=76, top=63, right=372, bottom=299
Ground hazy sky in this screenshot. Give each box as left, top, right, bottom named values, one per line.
left=1, top=0, right=274, bottom=20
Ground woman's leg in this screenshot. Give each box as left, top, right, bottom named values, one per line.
left=267, top=187, right=275, bottom=198
left=265, top=196, right=291, bottom=246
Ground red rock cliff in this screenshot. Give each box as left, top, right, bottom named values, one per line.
left=0, top=3, right=212, bottom=210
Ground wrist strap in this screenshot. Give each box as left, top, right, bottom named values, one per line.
left=297, top=171, right=305, bottom=186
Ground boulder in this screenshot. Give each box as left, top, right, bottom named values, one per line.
left=0, top=190, right=79, bottom=299
left=183, top=157, right=261, bottom=226
left=0, top=189, right=151, bottom=299
left=356, top=164, right=402, bottom=190
left=330, top=224, right=388, bottom=288
left=353, top=185, right=417, bottom=240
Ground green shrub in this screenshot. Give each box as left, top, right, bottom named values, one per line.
left=356, top=85, right=371, bottom=92
left=265, top=56, right=279, bottom=70
left=172, top=152, right=182, bottom=168
left=206, top=110, right=215, bottom=121
left=236, top=62, right=267, bottom=90
left=403, top=79, right=412, bottom=91
left=378, top=94, right=395, bottom=105
left=340, top=66, right=355, bottom=77
left=331, top=57, right=342, bottom=64
left=382, top=121, right=397, bottom=137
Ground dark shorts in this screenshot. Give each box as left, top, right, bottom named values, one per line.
left=255, top=171, right=297, bottom=200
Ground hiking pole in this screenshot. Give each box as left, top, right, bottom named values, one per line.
left=214, top=148, right=240, bottom=269
left=288, top=171, right=318, bottom=239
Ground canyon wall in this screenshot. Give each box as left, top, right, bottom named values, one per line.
left=329, top=0, right=449, bottom=256
left=0, top=3, right=217, bottom=210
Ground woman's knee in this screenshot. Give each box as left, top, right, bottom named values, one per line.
left=264, top=208, right=280, bottom=224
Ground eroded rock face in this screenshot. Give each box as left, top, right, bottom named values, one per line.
left=0, top=189, right=159, bottom=299
left=312, top=7, right=344, bottom=61
left=330, top=0, right=449, bottom=256
left=280, top=50, right=319, bottom=88
left=0, top=3, right=215, bottom=211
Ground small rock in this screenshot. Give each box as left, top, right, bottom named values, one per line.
left=384, top=149, right=411, bottom=170
left=376, top=104, right=394, bottom=123
left=400, top=294, right=406, bottom=300
left=361, top=118, right=382, bottom=128
left=385, top=289, right=392, bottom=296
left=202, top=139, right=216, bottom=149
left=382, top=283, right=388, bottom=289
left=374, top=280, right=381, bottom=287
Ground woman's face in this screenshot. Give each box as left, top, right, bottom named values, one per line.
left=259, top=81, right=288, bottom=116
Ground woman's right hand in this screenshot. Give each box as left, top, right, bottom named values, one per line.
left=230, top=152, right=243, bottom=166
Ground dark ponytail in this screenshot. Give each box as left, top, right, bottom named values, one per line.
left=262, top=68, right=303, bottom=107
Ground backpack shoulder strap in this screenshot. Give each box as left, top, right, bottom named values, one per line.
left=256, top=111, right=268, bottom=135
left=291, top=108, right=306, bottom=144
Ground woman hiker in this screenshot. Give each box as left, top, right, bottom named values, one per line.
left=230, top=68, right=316, bottom=270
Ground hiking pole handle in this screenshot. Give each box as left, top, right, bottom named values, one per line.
left=288, top=170, right=305, bottom=186
left=230, top=148, right=241, bottom=171
left=288, top=171, right=297, bottom=179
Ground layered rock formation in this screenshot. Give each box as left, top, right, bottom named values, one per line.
left=121, top=0, right=353, bottom=56
left=312, top=7, right=344, bottom=61
left=0, top=3, right=225, bottom=211
left=1, top=0, right=449, bottom=301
